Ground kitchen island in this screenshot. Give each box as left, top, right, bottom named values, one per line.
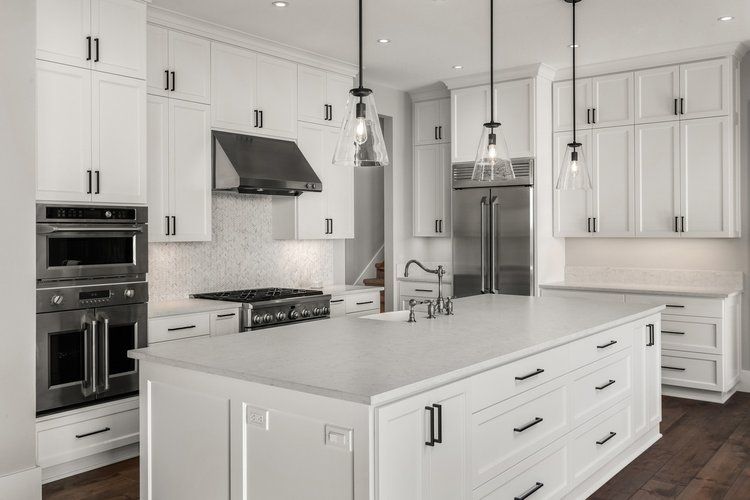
left=129, top=294, right=663, bottom=500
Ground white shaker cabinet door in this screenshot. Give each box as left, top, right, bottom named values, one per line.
left=91, top=0, right=146, bottom=79
left=146, top=95, right=170, bottom=242
left=553, top=130, right=592, bottom=237
left=325, top=72, right=354, bottom=127
left=413, top=144, right=443, bottom=237
left=211, top=42, right=257, bottom=134
left=36, top=61, right=92, bottom=203
left=298, top=66, right=328, bottom=125
left=553, top=78, right=591, bottom=133
left=634, top=65, right=679, bottom=124
left=634, top=122, right=680, bottom=237
left=591, top=126, right=635, bottom=237
left=146, top=24, right=170, bottom=97
left=324, top=129, right=354, bottom=239
left=680, top=59, right=731, bottom=120
left=414, top=100, right=442, bottom=146
left=255, top=54, right=297, bottom=139
left=168, top=31, right=211, bottom=104
left=496, top=79, right=534, bottom=157
left=592, top=72, right=634, bottom=128
left=37, top=0, right=92, bottom=69
left=451, top=86, right=493, bottom=163
left=295, top=123, right=328, bottom=239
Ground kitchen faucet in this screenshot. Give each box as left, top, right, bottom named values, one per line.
left=404, top=260, right=446, bottom=313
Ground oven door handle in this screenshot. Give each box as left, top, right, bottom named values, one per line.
left=37, top=224, right=144, bottom=234
left=102, top=318, right=110, bottom=393
left=81, top=320, right=97, bottom=398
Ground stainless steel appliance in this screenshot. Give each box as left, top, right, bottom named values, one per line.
left=452, top=158, right=534, bottom=298
left=193, top=288, right=331, bottom=331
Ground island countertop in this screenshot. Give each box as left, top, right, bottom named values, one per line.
left=129, top=294, right=663, bottom=405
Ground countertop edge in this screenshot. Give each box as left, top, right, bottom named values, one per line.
left=539, top=282, right=742, bottom=299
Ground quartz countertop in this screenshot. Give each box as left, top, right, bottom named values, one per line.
left=149, top=299, right=244, bottom=319
left=322, top=285, right=384, bottom=296
left=131, top=294, right=663, bottom=406
left=540, top=281, right=742, bottom=299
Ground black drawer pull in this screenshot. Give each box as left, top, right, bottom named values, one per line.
left=356, top=301, right=374, bottom=305
left=666, top=304, right=685, bottom=309
left=662, top=330, right=685, bottom=335
left=662, top=365, right=686, bottom=371
left=415, top=289, right=434, bottom=293
left=597, top=340, right=617, bottom=349
left=514, top=482, right=544, bottom=500
left=331, top=299, right=345, bottom=304
left=167, top=325, right=196, bottom=332
left=596, top=431, right=617, bottom=445
left=595, top=379, right=616, bottom=391
left=216, top=313, right=236, bottom=318
left=76, top=427, right=111, bottom=439
left=425, top=406, right=435, bottom=446
left=514, top=417, right=544, bottom=433
left=515, top=368, right=545, bottom=381
left=433, top=403, right=442, bottom=444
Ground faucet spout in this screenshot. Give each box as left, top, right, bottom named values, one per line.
left=403, top=259, right=447, bottom=313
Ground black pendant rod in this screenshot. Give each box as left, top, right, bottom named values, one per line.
left=358, top=0, right=363, bottom=89
left=571, top=0, right=577, bottom=144
left=489, top=0, right=494, bottom=126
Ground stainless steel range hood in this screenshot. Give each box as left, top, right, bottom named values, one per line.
left=212, top=131, right=322, bottom=196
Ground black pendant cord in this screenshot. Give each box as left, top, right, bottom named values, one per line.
left=571, top=0, right=577, bottom=145
left=358, top=0, right=363, bottom=93
left=489, top=0, right=494, bottom=131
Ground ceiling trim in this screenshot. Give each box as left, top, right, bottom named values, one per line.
left=409, top=83, right=449, bottom=102
left=147, top=5, right=358, bottom=77
left=442, top=63, right=555, bottom=90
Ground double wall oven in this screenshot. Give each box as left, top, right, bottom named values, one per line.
left=36, top=204, right=148, bottom=415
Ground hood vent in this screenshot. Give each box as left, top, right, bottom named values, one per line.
left=212, top=131, right=322, bottom=196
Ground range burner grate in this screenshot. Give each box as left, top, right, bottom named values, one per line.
left=194, top=287, right=324, bottom=303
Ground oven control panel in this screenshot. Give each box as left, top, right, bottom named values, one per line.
left=37, top=281, right=148, bottom=313
left=247, top=296, right=331, bottom=330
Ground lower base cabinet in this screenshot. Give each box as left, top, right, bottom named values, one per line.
left=329, top=291, right=381, bottom=318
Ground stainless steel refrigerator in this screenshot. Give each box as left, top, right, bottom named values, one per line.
left=452, top=158, right=534, bottom=298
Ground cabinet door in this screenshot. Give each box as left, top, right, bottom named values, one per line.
left=211, top=43, right=257, bottom=134
left=634, top=65, right=679, bottom=124
left=413, top=145, right=443, bottom=237
left=91, top=72, right=147, bottom=204
left=680, top=59, right=731, bottom=120
left=496, top=79, right=534, bottom=157
left=647, top=319, right=662, bottom=429
left=633, top=319, right=662, bottom=438
left=680, top=116, right=732, bottom=237
left=553, top=78, right=591, bottom=132
left=295, top=123, right=328, bottom=239
left=438, top=98, right=451, bottom=143
left=169, top=31, right=211, bottom=104
left=592, top=72, right=634, bottom=128
left=37, top=0, right=92, bottom=69
left=635, top=122, right=680, bottom=237
left=256, top=55, right=297, bottom=139
left=170, top=100, right=212, bottom=241
left=436, top=144, right=451, bottom=237
left=298, top=66, right=327, bottom=125
left=591, top=126, right=634, bottom=237
left=414, top=100, right=441, bottom=146
left=90, top=0, right=146, bottom=79
left=451, top=86, right=493, bottom=163
left=424, top=385, right=468, bottom=500
left=36, top=61, right=92, bottom=202
left=325, top=129, right=354, bottom=239
left=146, top=24, right=169, bottom=97
left=147, top=95, right=170, bottom=242
left=326, top=72, right=354, bottom=127
left=553, top=131, right=592, bottom=236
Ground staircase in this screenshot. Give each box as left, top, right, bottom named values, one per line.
left=363, top=261, right=385, bottom=312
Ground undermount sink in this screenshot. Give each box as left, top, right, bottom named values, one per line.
left=361, top=310, right=413, bottom=322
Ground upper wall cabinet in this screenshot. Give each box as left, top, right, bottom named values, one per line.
left=147, top=25, right=211, bottom=104
left=414, top=98, right=450, bottom=146
left=298, top=66, right=353, bottom=127
left=37, top=0, right=146, bottom=80
left=413, top=143, right=451, bottom=237
left=451, top=86, right=491, bottom=163
left=553, top=72, right=633, bottom=132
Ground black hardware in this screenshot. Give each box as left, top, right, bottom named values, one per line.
left=587, top=108, right=591, bottom=124
left=662, top=365, right=686, bottom=371
left=259, top=110, right=264, bottom=128
left=674, top=98, right=679, bottom=116
left=592, top=108, right=596, bottom=124
left=330, top=299, right=345, bottom=304
left=164, top=70, right=170, bottom=91
left=415, top=289, right=434, bottom=293
left=330, top=217, right=333, bottom=234
left=75, top=427, right=110, bottom=439
left=514, top=417, right=544, bottom=433
left=171, top=216, right=176, bottom=236
left=165, top=216, right=170, bottom=236
left=167, top=325, right=196, bottom=332
left=597, top=340, right=617, bottom=349
left=328, top=104, right=332, bottom=120
left=675, top=216, right=679, bottom=233
left=514, top=482, right=544, bottom=500
left=435, top=219, right=439, bottom=233
left=596, top=379, right=616, bottom=391
left=433, top=403, right=442, bottom=444
left=666, top=304, right=685, bottom=309
left=170, top=71, right=175, bottom=92
left=593, top=217, right=597, bottom=232
left=87, top=170, right=93, bottom=194
left=596, top=431, right=617, bottom=445
left=681, top=216, right=685, bottom=233
left=662, top=330, right=685, bottom=335
left=439, top=219, right=443, bottom=233
left=94, top=38, right=99, bottom=62
left=438, top=126, right=443, bottom=140
left=425, top=406, right=435, bottom=446
left=217, top=313, right=236, bottom=318
left=254, top=110, right=259, bottom=127
left=324, top=104, right=329, bottom=120
left=646, top=324, right=655, bottom=347
left=356, top=301, right=374, bottom=305
left=435, top=126, right=439, bottom=140
left=680, top=97, right=685, bottom=115
left=95, top=170, right=100, bottom=194
left=515, top=368, right=545, bottom=381
left=86, top=36, right=92, bottom=61
left=324, top=218, right=329, bottom=234
left=587, top=217, right=592, bottom=232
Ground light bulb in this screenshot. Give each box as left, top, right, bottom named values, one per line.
left=355, top=117, right=368, bottom=145
left=487, top=143, right=497, bottom=159
left=570, top=159, right=579, bottom=173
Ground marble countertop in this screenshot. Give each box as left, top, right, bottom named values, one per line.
left=322, top=285, right=384, bottom=296
left=540, top=281, right=742, bottom=298
left=149, top=299, right=244, bottom=319
left=132, top=295, right=663, bottom=405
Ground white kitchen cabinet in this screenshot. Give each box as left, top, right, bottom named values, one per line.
left=147, top=25, right=211, bottom=104
left=414, top=98, right=450, bottom=145
left=451, top=86, right=492, bottom=163
left=147, top=95, right=211, bottom=242
left=37, top=0, right=92, bottom=70
left=328, top=291, right=381, bottom=317
left=256, top=54, right=298, bottom=139
left=553, top=130, right=592, bottom=237
left=634, top=65, right=680, bottom=124
left=496, top=79, right=534, bottom=157
left=413, top=144, right=450, bottom=237
left=553, top=78, right=591, bottom=133
left=680, top=59, right=731, bottom=120
left=633, top=319, right=661, bottom=438
left=298, top=66, right=352, bottom=127
left=591, top=72, right=634, bottom=128
left=590, top=126, right=635, bottom=237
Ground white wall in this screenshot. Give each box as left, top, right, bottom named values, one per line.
left=0, top=0, right=41, bottom=497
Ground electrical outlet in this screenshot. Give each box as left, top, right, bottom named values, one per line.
left=325, top=424, right=352, bottom=451
left=246, top=406, right=269, bottom=430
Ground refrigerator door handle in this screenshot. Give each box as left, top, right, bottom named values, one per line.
left=490, top=196, right=500, bottom=294
left=480, top=196, right=489, bottom=293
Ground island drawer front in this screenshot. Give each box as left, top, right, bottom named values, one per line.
left=471, top=347, right=570, bottom=412
left=472, top=383, right=569, bottom=487
left=149, top=313, right=211, bottom=344
left=38, top=408, right=139, bottom=467
left=661, top=351, right=721, bottom=391
left=571, top=351, right=632, bottom=426
left=329, top=297, right=346, bottom=317
left=624, top=294, right=723, bottom=318
left=568, top=323, right=632, bottom=367
left=570, top=399, right=632, bottom=484
left=209, top=308, right=241, bottom=336
left=400, top=281, right=453, bottom=299
left=473, top=444, right=569, bottom=500
left=661, top=317, right=721, bottom=354
left=344, top=292, right=381, bottom=314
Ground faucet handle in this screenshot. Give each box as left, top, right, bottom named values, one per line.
left=445, top=297, right=454, bottom=315
left=427, top=300, right=437, bottom=319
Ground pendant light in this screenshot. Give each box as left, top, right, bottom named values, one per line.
left=555, top=0, right=592, bottom=190
left=332, top=0, right=389, bottom=167
left=471, top=0, right=514, bottom=182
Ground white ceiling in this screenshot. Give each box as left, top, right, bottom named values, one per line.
left=152, top=0, right=750, bottom=91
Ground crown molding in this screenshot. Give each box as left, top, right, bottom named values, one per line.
left=408, top=82, right=449, bottom=102
left=442, top=63, right=555, bottom=90
left=553, top=41, right=749, bottom=81
left=147, top=5, right=357, bottom=77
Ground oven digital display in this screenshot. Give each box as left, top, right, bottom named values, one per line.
left=46, top=206, right=136, bottom=220
left=79, top=290, right=111, bottom=300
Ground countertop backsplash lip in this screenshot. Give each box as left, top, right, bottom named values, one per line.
left=564, top=266, right=744, bottom=291
left=147, top=192, right=335, bottom=303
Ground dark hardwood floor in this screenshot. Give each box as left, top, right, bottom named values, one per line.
left=42, top=393, right=750, bottom=499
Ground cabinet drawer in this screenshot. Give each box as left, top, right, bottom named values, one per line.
left=329, top=297, right=346, bottom=318
left=149, top=313, right=210, bottom=344
left=569, top=323, right=632, bottom=367
left=661, top=317, right=721, bottom=354
left=471, top=347, right=570, bottom=412
left=399, top=281, right=453, bottom=298
left=625, top=293, right=722, bottom=318
left=344, top=292, right=380, bottom=314
left=472, top=383, right=569, bottom=487
left=209, top=308, right=241, bottom=336
left=571, top=351, right=632, bottom=425
left=661, top=350, right=721, bottom=391
left=38, top=408, right=139, bottom=467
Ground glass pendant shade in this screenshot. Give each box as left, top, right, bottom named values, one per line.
left=555, top=143, right=592, bottom=190
left=333, top=91, right=389, bottom=167
left=472, top=125, right=514, bottom=181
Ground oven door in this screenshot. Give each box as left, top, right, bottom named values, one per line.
left=36, top=223, right=148, bottom=281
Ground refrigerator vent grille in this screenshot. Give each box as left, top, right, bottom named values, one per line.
left=452, top=159, right=532, bottom=181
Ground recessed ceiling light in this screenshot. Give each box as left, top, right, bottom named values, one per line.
left=452, top=65, right=463, bottom=69
left=718, top=16, right=734, bottom=21
left=569, top=43, right=579, bottom=48
left=377, top=38, right=390, bottom=44
left=272, top=1, right=288, bottom=7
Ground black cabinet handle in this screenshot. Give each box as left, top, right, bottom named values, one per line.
left=587, top=217, right=592, bottom=232
left=674, top=98, right=679, bottom=116
left=662, top=330, right=685, bottom=335
left=324, top=104, right=328, bottom=120
left=514, top=417, right=544, bottom=433
left=646, top=324, right=655, bottom=347
left=259, top=110, right=264, bottom=128
left=587, top=108, right=591, bottom=124
left=680, top=97, right=685, bottom=115
left=86, top=36, right=92, bottom=61
left=435, top=219, right=439, bottom=233
left=596, top=379, right=616, bottom=391
left=681, top=216, right=685, bottom=233
left=164, top=70, right=170, bottom=91
left=165, top=216, right=170, bottom=236
left=86, top=170, right=92, bottom=194
left=592, top=108, right=596, bottom=124
left=597, top=340, right=617, bottom=349
left=415, top=289, right=434, bottom=293
left=356, top=301, right=374, bottom=305
left=666, top=304, right=685, bottom=309
left=170, top=71, right=175, bottom=92
left=593, top=217, right=597, bottom=233
left=515, top=368, right=545, bottom=381
left=596, top=431, right=617, bottom=445
left=439, top=126, right=443, bottom=140
left=94, top=170, right=100, bottom=194
left=167, top=325, right=196, bottom=332
left=662, top=365, right=686, bottom=371
left=514, top=482, right=544, bottom=500
left=328, top=104, right=333, bottom=121
left=434, top=126, right=438, bottom=140
left=254, top=110, right=259, bottom=127
left=433, top=403, right=442, bottom=444
left=674, top=216, right=679, bottom=233
left=217, top=313, right=236, bottom=318
left=425, top=406, right=435, bottom=446
left=330, top=217, right=333, bottom=234
left=76, top=427, right=110, bottom=439
left=439, top=219, right=443, bottom=233
left=330, top=299, right=345, bottom=304
left=171, top=216, right=176, bottom=236
left=94, top=38, right=100, bottom=62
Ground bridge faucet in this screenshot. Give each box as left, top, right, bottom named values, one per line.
left=404, top=260, right=446, bottom=313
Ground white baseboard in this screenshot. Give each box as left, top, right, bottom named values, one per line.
left=0, top=466, right=41, bottom=500
left=662, top=385, right=736, bottom=404
left=42, top=444, right=139, bottom=484
left=738, top=370, right=750, bottom=393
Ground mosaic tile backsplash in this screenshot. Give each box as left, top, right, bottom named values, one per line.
left=148, top=192, right=335, bottom=303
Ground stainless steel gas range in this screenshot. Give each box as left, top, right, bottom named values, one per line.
left=193, top=288, right=331, bottom=331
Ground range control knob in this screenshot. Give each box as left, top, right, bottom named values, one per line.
left=276, top=312, right=286, bottom=321
left=313, top=307, right=322, bottom=316
left=104, top=210, right=113, bottom=218
left=289, top=310, right=300, bottom=320
left=50, top=294, right=64, bottom=306
left=301, top=309, right=311, bottom=318
left=124, top=289, right=135, bottom=298
left=263, top=313, right=273, bottom=324
left=322, top=306, right=330, bottom=315
left=253, top=315, right=263, bottom=324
